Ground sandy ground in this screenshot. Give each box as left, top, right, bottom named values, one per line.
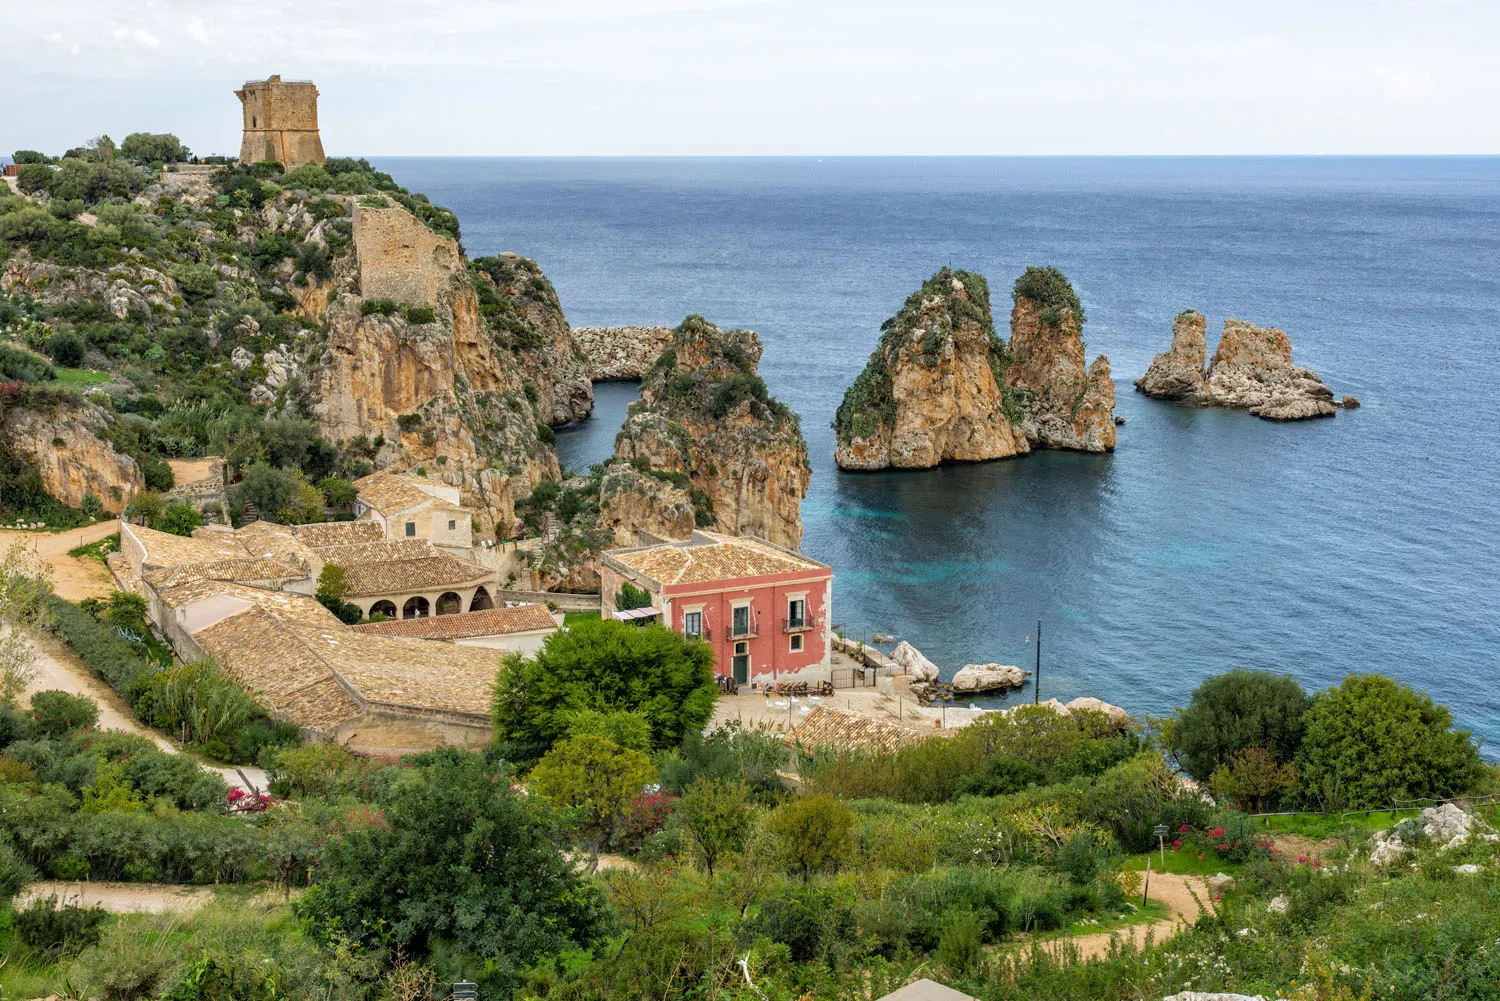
left=1033, top=872, right=1210, bottom=961
left=167, top=457, right=219, bottom=484
left=20, top=881, right=216, bottom=914
left=0, top=520, right=119, bottom=601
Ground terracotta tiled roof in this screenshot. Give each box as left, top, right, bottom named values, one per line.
left=129, top=524, right=254, bottom=569
left=785, top=707, right=938, bottom=754
left=233, top=521, right=316, bottom=565
left=175, top=580, right=500, bottom=728
left=352, top=471, right=444, bottom=514
left=142, top=558, right=305, bottom=590
left=313, top=539, right=440, bottom=566
left=607, top=532, right=828, bottom=587
left=342, top=555, right=492, bottom=597
left=350, top=604, right=559, bottom=640
left=291, top=521, right=386, bottom=548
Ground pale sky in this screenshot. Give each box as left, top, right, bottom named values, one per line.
left=4, top=0, right=1497, bottom=156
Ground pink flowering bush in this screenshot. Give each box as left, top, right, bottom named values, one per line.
left=616, top=790, right=678, bottom=855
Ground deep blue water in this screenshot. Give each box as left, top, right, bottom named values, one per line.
left=371, top=156, right=1500, bottom=750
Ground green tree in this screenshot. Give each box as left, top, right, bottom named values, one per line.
left=766, top=794, right=853, bottom=884
left=154, top=500, right=202, bottom=537
left=316, top=476, right=357, bottom=509
left=44, top=331, right=85, bottom=368
left=230, top=462, right=296, bottom=519
left=120, top=132, right=190, bottom=164
left=491, top=617, right=716, bottom=760
left=124, top=490, right=165, bottom=526
left=315, top=563, right=362, bottom=624
left=1297, top=674, right=1484, bottom=809
left=680, top=776, right=752, bottom=875
left=615, top=582, right=653, bottom=611
left=1209, top=744, right=1299, bottom=813
left=16, top=164, right=52, bottom=195
left=530, top=734, right=656, bottom=867
left=562, top=707, right=653, bottom=752
left=1169, top=668, right=1309, bottom=781
left=102, top=591, right=149, bottom=635
left=11, top=150, right=49, bottom=165
left=296, top=745, right=607, bottom=986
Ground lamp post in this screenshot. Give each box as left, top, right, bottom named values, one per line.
left=1033, top=618, right=1042, bottom=704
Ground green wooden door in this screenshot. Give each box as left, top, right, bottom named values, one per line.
left=732, top=642, right=749, bottom=684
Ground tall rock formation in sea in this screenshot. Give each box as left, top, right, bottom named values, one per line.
left=1135, top=313, right=1340, bottom=421
left=608, top=316, right=809, bottom=550
left=833, top=266, right=1114, bottom=470
left=305, top=200, right=589, bottom=538
left=833, top=269, right=1029, bottom=470
left=1004, top=266, right=1116, bottom=453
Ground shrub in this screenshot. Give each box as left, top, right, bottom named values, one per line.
left=767, top=795, right=853, bottom=883
left=16, top=164, right=54, bottom=195
left=0, top=342, right=55, bottom=382
left=360, top=298, right=400, bottom=317
left=1013, top=265, right=1086, bottom=326
left=44, top=331, right=86, bottom=368
left=1169, top=668, right=1309, bottom=782
left=15, top=895, right=108, bottom=956
left=935, top=909, right=984, bottom=976
left=28, top=690, right=100, bottom=738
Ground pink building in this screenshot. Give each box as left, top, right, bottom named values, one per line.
left=601, top=532, right=833, bottom=686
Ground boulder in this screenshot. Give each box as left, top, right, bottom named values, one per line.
left=1341, top=394, right=1361, bottom=409
left=890, top=641, right=939, bottom=683
left=230, top=346, right=254, bottom=370
left=1453, top=864, right=1481, bottom=876
left=1266, top=895, right=1290, bottom=914
left=1064, top=696, right=1129, bottom=725
left=1207, top=872, right=1234, bottom=894
left=951, top=663, right=1026, bottom=693
left=1420, top=802, right=1477, bottom=849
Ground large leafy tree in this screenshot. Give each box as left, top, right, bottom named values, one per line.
left=530, top=734, right=656, bottom=867
left=1169, top=668, right=1309, bottom=781
left=1297, top=674, right=1483, bottom=809
left=766, top=794, right=853, bottom=884
left=680, top=776, right=752, bottom=876
left=296, top=746, right=608, bottom=987
left=492, top=617, right=716, bottom=760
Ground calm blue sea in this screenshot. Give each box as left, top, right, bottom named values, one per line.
left=371, top=156, right=1500, bottom=751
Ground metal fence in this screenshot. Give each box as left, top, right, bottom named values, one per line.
left=830, top=664, right=894, bottom=689
left=1247, top=791, right=1500, bottom=824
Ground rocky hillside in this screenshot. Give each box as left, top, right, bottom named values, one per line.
left=834, top=266, right=1114, bottom=470
left=572, top=325, right=674, bottom=381
left=1136, top=312, right=1347, bottom=421
left=0, top=146, right=580, bottom=537
left=608, top=316, right=809, bottom=549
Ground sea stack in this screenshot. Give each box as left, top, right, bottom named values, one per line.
left=607, top=315, right=809, bottom=550
left=1135, top=314, right=1340, bottom=421
left=833, top=265, right=1115, bottom=471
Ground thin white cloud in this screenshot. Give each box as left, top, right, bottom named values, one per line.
left=1374, top=64, right=1436, bottom=104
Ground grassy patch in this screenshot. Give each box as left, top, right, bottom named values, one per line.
left=67, top=531, right=119, bottom=565
left=50, top=366, right=113, bottom=385
left=564, top=610, right=601, bottom=629
left=1125, top=850, right=1244, bottom=877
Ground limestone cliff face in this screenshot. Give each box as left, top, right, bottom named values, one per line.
left=1135, top=310, right=1208, bottom=399
left=472, top=254, right=593, bottom=425
left=598, top=462, right=696, bottom=547
left=834, top=266, right=1115, bottom=470
left=1005, top=272, right=1116, bottom=454
left=2, top=403, right=143, bottom=513
left=1134, top=313, right=1338, bottom=421
left=2, top=259, right=181, bottom=323
left=573, top=326, right=675, bottom=381
left=612, top=316, right=809, bottom=550
left=833, top=269, right=1028, bottom=470
left=305, top=203, right=560, bottom=538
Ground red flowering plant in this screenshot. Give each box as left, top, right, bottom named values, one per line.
left=1166, top=814, right=1267, bottom=865
left=225, top=786, right=276, bottom=814
left=615, top=789, right=679, bottom=855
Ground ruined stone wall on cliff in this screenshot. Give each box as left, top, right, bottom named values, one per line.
left=353, top=203, right=463, bottom=308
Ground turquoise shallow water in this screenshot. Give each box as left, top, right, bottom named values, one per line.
left=373, top=156, right=1500, bottom=751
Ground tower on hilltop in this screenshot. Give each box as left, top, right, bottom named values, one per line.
left=235, top=75, right=326, bottom=169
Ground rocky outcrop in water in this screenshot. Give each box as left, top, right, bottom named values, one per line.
left=612, top=316, right=809, bottom=550
left=1005, top=268, right=1116, bottom=453
left=2, top=401, right=143, bottom=513
left=950, top=663, right=1027, bottom=693
left=573, top=325, right=675, bottom=381
left=833, top=266, right=1114, bottom=470
left=1136, top=313, right=1341, bottom=421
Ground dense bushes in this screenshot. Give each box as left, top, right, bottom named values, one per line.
left=1169, top=668, right=1308, bottom=784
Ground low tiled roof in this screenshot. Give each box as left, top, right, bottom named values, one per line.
left=129, top=524, right=253, bottom=569
left=314, top=539, right=440, bottom=566
left=350, top=604, right=559, bottom=640
left=292, top=521, right=386, bottom=548
left=142, top=558, right=305, bottom=590
left=353, top=471, right=440, bottom=515
left=785, top=707, right=937, bottom=754
left=175, top=580, right=500, bottom=729
left=233, top=521, right=316, bottom=565
left=342, top=554, right=492, bottom=596
left=607, top=532, right=828, bottom=587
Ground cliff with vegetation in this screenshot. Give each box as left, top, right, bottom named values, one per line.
left=1136, top=312, right=1344, bottom=421
left=0, top=140, right=583, bottom=538
left=834, top=266, right=1114, bottom=470
left=610, top=315, right=809, bottom=549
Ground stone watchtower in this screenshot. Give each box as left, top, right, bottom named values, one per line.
left=235, top=75, right=326, bottom=169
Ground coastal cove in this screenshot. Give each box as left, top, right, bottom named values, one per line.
left=373, top=155, right=1500, bottom=749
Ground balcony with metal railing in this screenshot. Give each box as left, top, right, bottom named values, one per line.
left=783, top=615, right=819, bottom=633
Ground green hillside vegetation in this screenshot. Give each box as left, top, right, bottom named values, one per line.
left=1, top=600, right=1494, bottom=1001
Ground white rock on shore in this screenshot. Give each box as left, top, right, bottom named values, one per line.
left=950, top=663, right=1026, bottom=693
left=1163, top=994, right=1267, bottom=1001
left=1064, top=696, right=1129, bottom=724
left=889, top=641, right=939, bottom=683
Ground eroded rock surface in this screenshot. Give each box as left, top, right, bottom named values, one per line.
left=573, top=325, right=675, bottom=381
left=2, top=403, right=143, bottom=513
left=598, top=462, right=696, bottom=547
left=1136, top=309, right=1209, bottom=400
left=890, top=641, right=940, bottom=683
left=950, top=663, right=1027, bottom=693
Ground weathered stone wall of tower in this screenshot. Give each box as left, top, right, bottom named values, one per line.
left=353, top=202, right=463, bottom=308
left=236, top=75, right=326, bottom=168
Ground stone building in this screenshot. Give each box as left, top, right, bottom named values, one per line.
left=235, top=75, right=326, bottom=169
left=352, top=202, right=462, bottom=307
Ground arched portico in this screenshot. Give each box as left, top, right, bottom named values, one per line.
left=436, top=591, right=462, bottom=615
left=469, top=586, right=494, bottom=612
left=370, top=599, right=397, bottom=620
left=403, top=596, right=431, bottom=619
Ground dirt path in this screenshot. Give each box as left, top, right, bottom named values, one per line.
left=0, top=521, right=120, bottom=601
left=1034, top=872, right=1210, bottom=961
left=20, top=881, right=216, bottom=914
left=168, top=457, right=218, bottom=484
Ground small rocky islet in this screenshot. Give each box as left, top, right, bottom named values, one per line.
left=832, top=265, right=1115, bottom=471
left=1135, top=309, right=1358, bottom=419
